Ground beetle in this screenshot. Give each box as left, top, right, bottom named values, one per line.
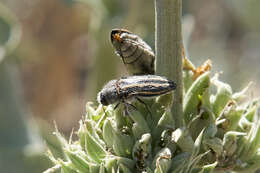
left=97, top=75, right=176, bottom=113
left=110, top=29, right=155, bottom=75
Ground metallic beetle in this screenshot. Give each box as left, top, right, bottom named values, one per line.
left=97, top=75, right=176, bottom=106
left=111, top=29, right=155, bottom=75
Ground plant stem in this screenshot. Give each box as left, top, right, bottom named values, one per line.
left=155, top=0, right=183, bottom=127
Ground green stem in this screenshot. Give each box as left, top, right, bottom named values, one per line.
left=155, top=0, right=183, bottom=127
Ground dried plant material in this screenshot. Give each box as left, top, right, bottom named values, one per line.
left=192, top=59, right=212, bottom=80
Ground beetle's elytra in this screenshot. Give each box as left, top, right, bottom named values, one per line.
left=110, top=29, right=155, bottom=75
left=97, top=75, right=176, bottom=106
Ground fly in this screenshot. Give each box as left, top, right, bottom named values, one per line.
left=110, top=29, right=155, bottom=75
left=97, top=75, right=176, bottom=114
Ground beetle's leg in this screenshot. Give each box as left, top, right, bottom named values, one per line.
left=136, top=97, right=153, bottom=117
left=114, top=102, right=120, bottom=110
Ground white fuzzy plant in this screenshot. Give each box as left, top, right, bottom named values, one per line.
left=44, top=60, right=260, bottom=173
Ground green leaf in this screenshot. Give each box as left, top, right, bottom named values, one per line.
left=170, top=152, right=190, bottom=173
left=116, top=156, right=135, bottom=170
left=85, top=102, right=96, bottom=119
left=232, top=82, right=252, bottom=102
left=89, top=163, right=100, bottom=173
left=153, top=148, right=172, bottom=173
left=211, top=76, right=232, bottom=117
left=200, top=161, right=217, bottom=173
left=184, top=72, right=210, bottom=123
left=203, top=124, right=217, bottom=139
left=104, top=156, right=118, bottom=172
left=59, top=160, right=78, bottom=173
left=191, top=129, right=205, bottom=159
left=223, top=131, right=246, bottom=156
left=132, top=133, right=151, bottom=167
left=222, top=106, right=244, bottom=131
left=103, top=118, right=116, bottom=148
left=183, top=70, right=194, bottom=93
left=242, top=122, right=260, bottom=161
left=130, top=109, right=150, bottom=140
left=203, top=138, right=223, bottom=155
left=85, top=131, right=107, bottom=163
left=65, top=149, right=91, bottom=173
left=157, top=109, right=175, bottom=129
left=114, top=104, right=127, bottom=129
left=172, top=127, right=194, bottom=153
left=99, top=163, right=106, bottom=173
left=113, top=131, right=134, bottom=158
left=244, top=104, right=258, bottom=122
left=119, top=164, right=132, bottom=173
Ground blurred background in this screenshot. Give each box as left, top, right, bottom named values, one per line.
left=0, top=0, right=259, bottom=172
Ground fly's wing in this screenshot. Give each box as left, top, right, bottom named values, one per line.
left=111, top=29, right=155, bottom=75
left=119, top=75, right=176, bottom=99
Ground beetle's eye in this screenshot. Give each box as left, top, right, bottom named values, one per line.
left=100, top=93, right=109, bottom=106
left=113, top=33, right=121, bottom=42
left=111, top=30, right=120, bottom=42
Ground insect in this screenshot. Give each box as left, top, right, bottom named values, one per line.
left=110, top=29, right=155, bottom=75
left=97, top=75, right=176, bottom=113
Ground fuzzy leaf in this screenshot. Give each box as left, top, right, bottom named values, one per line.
left=222, top=106, right=244, bottom=131
left=232, top=82, right=252, bottom=101
left=85, top=131, right=106, bottom=163
left=103, top=118, right=115, bottom=148
left=85, top=102, right=96, bottom=119
left=65, top=149, right=91, bottom=173
left=114, top=104, right=127, bottom=129
left=154, top=148, right=172, bottom=173
left=116, top=156, right=135, bottom=170
left=104, top=156, right=117, bottom=172
left=170, top=152, right=190, bottom=173
left=99, top=163, right=105, bottom=173
left=211, top=77, right=232, bottom=117
left=119, top=164, right=132, bottom=173
left=89, top=164, right=100, bottom=173
left=200, top=161, right=217, bottom=173
left=172, top=127, right=194, bottom=152
left=242, top=122, right=260, bottom=161
left=245, top=105, right=258, bottom=122
left=184, top=72, right=210, bottom=123
left=239, top=117, right=252, bottom=132
left=130, top=109, right=150, bottom=140
left=183, top=70, right=194, bottom=93
left=157, top=109, right=175, bottom=129
left=192, top=129, right=205, bottom=159
left=58, top=160, right=77, bottom=173
left=203, top=138, right=223, bottom=155
left=132, top=133, right=152, bottom=166
left=155, top=93, right=174, bottom=110
left=223, top=131, right=246, bottom=156
left=203, top=124, right=217, bottom=139
left=113, top=131, right=134, bottom=157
